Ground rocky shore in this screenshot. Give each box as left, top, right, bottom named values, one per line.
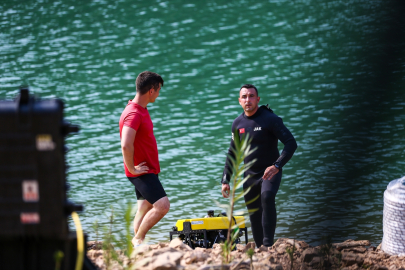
left=87, top=238, right=405, bottom=270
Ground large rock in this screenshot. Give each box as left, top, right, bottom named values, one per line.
left=369, top=265, right=388, bottom=270
left=149, top=247, right=181, bottom=257
left=136, top=250, right=184, bottom=270
left=87, top=238, right=405, bottom=270
left=301, top=247, right=319, bottom=263
left=169, top=238, right=192, bottom=251
left=342, top=253, right=364, bottom=267
left=197, top=265, right=230, bottom=270
left=182, top=250, right=209, bottom=264
left=151, top=251, right=183, bottom=270
left=333, top=240, right=370, bottom=250
left=87, top=241, right=103, bottom=250
left=342, top=246, right=367, bottom=254
left=245, top=242, right=256, bottom=251
left=133, top=244, right=151, bottom=255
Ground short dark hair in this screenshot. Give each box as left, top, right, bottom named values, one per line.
left=135, top=71, right=164, bottom=95
left=240, top=84, right=258, bottom=96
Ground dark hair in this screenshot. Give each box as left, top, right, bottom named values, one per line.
left=135, top=71, right=164, bottom=95
left=240, top=84, right=258, bottom=95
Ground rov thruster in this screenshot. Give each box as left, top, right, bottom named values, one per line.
left=170, top=210, right=248, bottom=249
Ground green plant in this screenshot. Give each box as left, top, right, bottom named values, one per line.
left=215, top=132, right=257, bottom=263
left=285, top=239, right=296, bottom=270
left=246, top=248, right=254, bottom=270
left=319, top=235, right=333, bottom=269
left=102, top=207, right=117, bottom=270
left=99, top=202, right=138, bottom=270
left=334, top=252, right=342, bottom=265
left=54, top=250, right=64, bottom=270
left=320, top=236, right=332, bottom=258
left=113, top=201, right=137, bottom=261
left=92, top=220, right=101, bottom=249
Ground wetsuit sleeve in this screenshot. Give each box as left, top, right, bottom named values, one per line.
left=271, top=117, right=297, bottom=168
left=221, top=122, right=237, bottom=184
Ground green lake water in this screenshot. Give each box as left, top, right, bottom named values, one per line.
left=1, top=0, right=404, bottom=246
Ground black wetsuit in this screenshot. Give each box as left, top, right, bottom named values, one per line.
left=222, top=105, right=297, bottom=247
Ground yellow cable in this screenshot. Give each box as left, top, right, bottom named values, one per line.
left=71, top=211, right=84, bottom=270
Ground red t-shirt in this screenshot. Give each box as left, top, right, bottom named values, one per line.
left=119, top=101, right=160, bottom=177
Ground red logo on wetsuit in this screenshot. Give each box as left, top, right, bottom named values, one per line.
left=239, top=128, right=245, bottom=134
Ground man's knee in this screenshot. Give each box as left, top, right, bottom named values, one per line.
left=154, top=197, right=170, bottom=215
left=261, top=191, right=276, bottom=207
left=138, top=200, right=153, bottom=212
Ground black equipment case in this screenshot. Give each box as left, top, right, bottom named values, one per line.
left=0, top=88, right=96, bottom=270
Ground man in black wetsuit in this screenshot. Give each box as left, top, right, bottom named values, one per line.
left=221, top=84, right=297, bottom=247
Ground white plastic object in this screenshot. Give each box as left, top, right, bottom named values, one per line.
left=381, top=176, right=405, bottom=256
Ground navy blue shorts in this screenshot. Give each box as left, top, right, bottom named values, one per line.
left=127, top=173, right=167, bottom=204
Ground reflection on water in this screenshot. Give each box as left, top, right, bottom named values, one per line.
left=0, top=0, right=404, bottom=246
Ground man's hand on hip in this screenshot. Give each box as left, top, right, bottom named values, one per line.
left=263, top=165, right=280, bottom=180
left=221, top=183, right=230, bottom=198
left=129, top=162, right=149, bottom=175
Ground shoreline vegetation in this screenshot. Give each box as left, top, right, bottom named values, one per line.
left=83, top=139, right=405, bottom=270
left=86, top=238, right=405, bottom=270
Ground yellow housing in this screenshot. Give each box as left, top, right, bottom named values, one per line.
left=175, top=216, right=246, bottom=231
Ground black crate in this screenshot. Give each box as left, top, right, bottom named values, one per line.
left=0, top=88, right=96, bottom=270
left=0, top=88, right=78, bottom=238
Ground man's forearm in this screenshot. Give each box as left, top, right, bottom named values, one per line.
left=122, top=145, right=135, bottom=174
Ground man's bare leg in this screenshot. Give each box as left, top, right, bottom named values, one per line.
left=132, top=196, right=170, bottom=245
left=133, top=200, right=153, bottom=239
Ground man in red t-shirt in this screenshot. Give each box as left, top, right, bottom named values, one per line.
left=119, top=71, right=169, bottom=247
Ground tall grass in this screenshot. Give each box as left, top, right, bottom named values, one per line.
left=216, top=131, right=257, bottom=263
left=94, top=202, right=137, bottom=270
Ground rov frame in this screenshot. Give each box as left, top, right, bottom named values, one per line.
left=170, top=217, right=248, bottom=248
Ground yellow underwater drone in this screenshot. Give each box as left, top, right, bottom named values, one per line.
left=170, top=210, right=248, bottom=249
